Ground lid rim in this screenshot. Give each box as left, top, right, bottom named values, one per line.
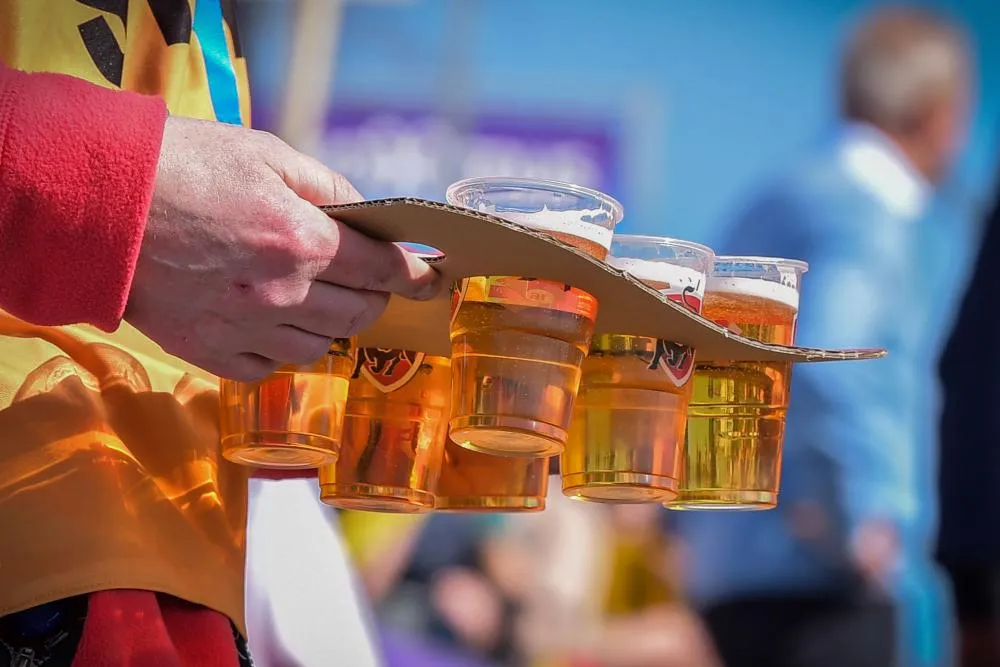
left=713, top=255, right=810, bottom=273
left=611, top=234, right=715, bottom=259
left=446, top=176, right=624, bottom=223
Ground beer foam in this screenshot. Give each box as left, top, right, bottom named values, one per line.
left=708, top=276, right=800, bottom=310
left=488, top=207, right=614, bottom=250
left=609, top=257, right=704, bottom=292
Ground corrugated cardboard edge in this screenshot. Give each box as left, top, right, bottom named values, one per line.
left=323, top=198, right=886, bottom=363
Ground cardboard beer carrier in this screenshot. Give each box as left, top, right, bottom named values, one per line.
left=323, top=198, right=885, bottom=363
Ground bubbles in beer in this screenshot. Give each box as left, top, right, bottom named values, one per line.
left=675, top=284, right=798, bottom=510
left=562, top=239, right=713, bottom=503
left=448, top=225, right=607, bottom=457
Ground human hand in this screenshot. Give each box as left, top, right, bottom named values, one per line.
left=851, top=518, right=899, bottom=588
left=565, top=606, right=722, bottom=667
left=431, top=567, right=504, bottom=653
left=125, top=115, right=440, bottom=380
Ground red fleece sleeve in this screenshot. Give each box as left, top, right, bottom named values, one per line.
left=0, top=62, right=167, bottom=332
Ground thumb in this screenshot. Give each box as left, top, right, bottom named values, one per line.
left=275, top=150, right=364, bottom=206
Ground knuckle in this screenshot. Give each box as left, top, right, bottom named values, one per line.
left=252, top=128, right=286, bottom=152
left=316, top=290, right=386, bottom=338
left=265, top=279, right=311, bottom=311
left=236, top=273, right=312, bottom=315
left=257, top=287, right=288, bottom=311
left=237, top=281, right=286, bottom=312
left=259, top=196, right=299, bottom=236
left=330, top=171, right=362, bottom=204
left=344, top=292, right=388, bottom=335
left=268, top=209, right=331, bottom=270
left=358, top=260, right=400, bottom=293
left=292, top=337, right=332, bottom=367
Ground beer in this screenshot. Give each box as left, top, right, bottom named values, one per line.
left=319, top=350, right=449, bottom=513
left=670, top=257, right=807, bottom=510
left=562, top=237, right=713, bottom=502
left=220, top=339, right=354, bottom=469
left=434, top=436, right=550, bottom=512
left=446, top=178, right=623, bottom=458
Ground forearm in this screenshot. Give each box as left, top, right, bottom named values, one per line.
left=0, top=62, right=166, bottom=331
left=581, top=606, right=721, bottom=667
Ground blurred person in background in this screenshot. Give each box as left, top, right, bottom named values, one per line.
left=342, top=488, right=721, bottom=667
left=339, top=510, right=514, bottom=667
left=936, top=163, right=1000, bottom=667
left=673, top=7, right=974, bottom=667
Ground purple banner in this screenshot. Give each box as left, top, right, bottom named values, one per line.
left=309, top=107, right=619, bottom=201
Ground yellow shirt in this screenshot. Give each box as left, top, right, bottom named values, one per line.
left=0, top=0, right=252, bottom=634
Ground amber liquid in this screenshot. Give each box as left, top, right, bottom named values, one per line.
left=219, top=345, right=353, bottom=469
left=318, top=354, right=450, bottom=513
left=671, top=291, right=796, bottom=510
left=562, top=334, right=691, bottom=502
left=449, top=230, right=606, bottom=457
left=434, top=438, right=550, bottom=512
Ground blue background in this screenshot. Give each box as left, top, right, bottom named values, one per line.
left=241, top=0, right=1000, bottom=247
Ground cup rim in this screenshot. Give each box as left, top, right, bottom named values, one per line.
left=712, top=255, right=809, bottom=273
left=610, top=234, right=715, bottom=259
left=445, top=176, right=624, bottom=225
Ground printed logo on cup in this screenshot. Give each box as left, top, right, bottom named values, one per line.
left=654, top=279, right=704, bottom=387
left=665, top=283, right=703, bottom=316
left=354, top=348, right=426, bottom=393
left=649, top=339, right=696, bottom=388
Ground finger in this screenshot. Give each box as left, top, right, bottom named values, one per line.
left=246, top=324, right=335, bottom=368
left=275, top=150, right=363, bottom=206
left=214, top=353, right=282, bottom=383
left=317, top=220, right=443, bottom=301
left=283, top=280, right=389, bottom=339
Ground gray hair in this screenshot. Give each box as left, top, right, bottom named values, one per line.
left=840, top=7, right=970, bottom=132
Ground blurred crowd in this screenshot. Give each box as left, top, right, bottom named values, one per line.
left=252, top=2, right=998, bottom=667
left=339, top=493, right=719, bottom=667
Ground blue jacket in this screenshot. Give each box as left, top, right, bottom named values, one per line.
left=674, top=122, right=973, bottom=667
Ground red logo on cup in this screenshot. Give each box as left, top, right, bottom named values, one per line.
left=649, top=339, right=695, bottom=388
left=654, top=285, right=701, bottom=387
left=665, top=286, right=702, bottom=315
left=354, top=348, right=426, bottom=393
